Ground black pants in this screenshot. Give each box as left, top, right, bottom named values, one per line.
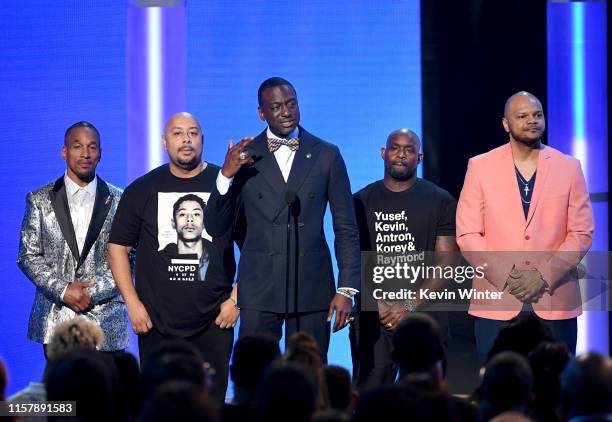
left=239, top=309, right=330, bottom=360
left=138, top=323, right=233, bottom=404
left=474, top=312, right=577, bottom=364
left=349, top=311, right=449, bottom=392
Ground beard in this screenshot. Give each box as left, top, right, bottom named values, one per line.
left=386, top=164, right=416, bottom=181
left=510, top=127, right=543, bottom=146
left=176, top=154, right=201, bottom=171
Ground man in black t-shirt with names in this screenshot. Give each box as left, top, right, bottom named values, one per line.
left=350, top=128, right=458, bottom=391
left=108, top=112, right=239, bottom=403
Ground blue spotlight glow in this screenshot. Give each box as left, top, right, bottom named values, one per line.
left=547, top=1, right=608, bottom=355
left=147, top=7, right=163, bottom=169
left=571, top=3, right=587, bottom=172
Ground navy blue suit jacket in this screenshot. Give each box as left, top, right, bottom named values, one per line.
left=205, top=127, right=360, bottom=313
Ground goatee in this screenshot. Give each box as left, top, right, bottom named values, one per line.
left=510, top=129, right=543, bottom=147
left=177, top=157, right=200, bottom=171
left=386, top=166, right=415, bottom=181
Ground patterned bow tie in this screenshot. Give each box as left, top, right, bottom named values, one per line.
left=267, top=137, right=300, bottom=153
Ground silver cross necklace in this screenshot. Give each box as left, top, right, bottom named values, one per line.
left=515, top=167, right=533, bottom=201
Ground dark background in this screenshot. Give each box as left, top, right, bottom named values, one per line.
left=422, top=0, right=548, bottom=199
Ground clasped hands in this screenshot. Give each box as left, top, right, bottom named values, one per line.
left=378, top=300, right=410, bottom=331
left=63, top=281, right=95, bottom=313
left=506, top=266, right=547, bottom=303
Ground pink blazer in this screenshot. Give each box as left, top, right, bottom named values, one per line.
left=456, top=143, right=594, bottom=320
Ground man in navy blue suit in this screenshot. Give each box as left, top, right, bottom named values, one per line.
left=205, top=77, right=360, bottom=357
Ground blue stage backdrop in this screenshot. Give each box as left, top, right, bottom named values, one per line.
left=0, top=1, right=421, bottom=396
left=0, top=1, right=128, bottom=395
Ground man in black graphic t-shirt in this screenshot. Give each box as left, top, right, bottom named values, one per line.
left=108, top=113, right=239, bottom=403
left=350, top=129, right=458, bottom=391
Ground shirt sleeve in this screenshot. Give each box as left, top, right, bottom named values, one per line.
left=60, top=284, right=69, bottom=301
left=436, top=192, right=457, bottom=237
left=108, top=184, right=143, bottom=247
left=216, top=170, right=233, bottom=195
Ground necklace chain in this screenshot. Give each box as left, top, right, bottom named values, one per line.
left=515, top=167, right=532, bottom=185
left=515, top=167, right=535, bottom=199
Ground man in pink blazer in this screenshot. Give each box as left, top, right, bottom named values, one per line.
left=456, top=92, right=594, bottom=362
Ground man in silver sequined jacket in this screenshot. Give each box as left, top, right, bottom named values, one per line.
left=17, top=121, right=128, bottom=354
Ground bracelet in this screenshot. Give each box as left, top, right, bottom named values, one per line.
left=228, top=296, right=240, bottom=309
left=337, top=288, right=358, bottom=299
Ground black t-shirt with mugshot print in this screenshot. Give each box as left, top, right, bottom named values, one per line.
left=109, top=163, right=235, bottom=337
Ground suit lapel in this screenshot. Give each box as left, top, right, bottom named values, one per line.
left=525, top=146, right=552, bottom=229
left=250, top=132, right=286, bottom=196
left=286, top=129, right=317, bottom=197
left=499, top=144, right=526, bottom=228
left=78, top=177, right=112, bottom=267
left=50, top=177, right=80, bottom=262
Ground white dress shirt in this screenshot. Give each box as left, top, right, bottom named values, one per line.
left=61, top=173, right=97, bottom=301
left=269, top=127, right=298, bottom=182
left=64, top=172, right=97, bottom=255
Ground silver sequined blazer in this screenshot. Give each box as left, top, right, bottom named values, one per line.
left=17, top=176, right=128, bottom=351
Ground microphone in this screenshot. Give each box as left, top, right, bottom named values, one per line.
left=285, top=191, right=296, bottom=207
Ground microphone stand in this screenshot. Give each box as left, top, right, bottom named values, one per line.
left=284, top=192, right=295, bottom=331
left=292, top=199, right=301, bottom=332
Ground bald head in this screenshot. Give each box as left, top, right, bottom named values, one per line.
left=165, top=112, right=201, bottom=134
left=386, top=128, right=421, bottom=151
left=504, top=92, right=542, bottom=118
